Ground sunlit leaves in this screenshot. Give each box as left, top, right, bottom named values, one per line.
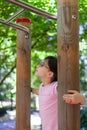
left=0, top=0, right=87, bottom=97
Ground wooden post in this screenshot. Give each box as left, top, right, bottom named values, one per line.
left=57, top=0, right=80, bottom=130
left=16, top=18, right=31, bottom=130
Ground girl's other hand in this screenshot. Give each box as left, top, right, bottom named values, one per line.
left=63, top=90, right=86, bottom=105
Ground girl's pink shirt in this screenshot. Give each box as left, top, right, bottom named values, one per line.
left=39, top=81, right=58, bottom=130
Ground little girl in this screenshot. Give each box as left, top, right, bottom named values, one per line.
left=32, top=56, right=58, bottom=130
left=31, top=56, right=86, bottom=130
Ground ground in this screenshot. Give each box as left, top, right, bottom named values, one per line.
left=0, top=109, right=41, bottom=130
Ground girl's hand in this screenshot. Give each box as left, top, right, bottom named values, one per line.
left=63, top=90, right=86, bottom=105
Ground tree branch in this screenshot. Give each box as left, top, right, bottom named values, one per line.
left=0, top=65, right=16, bottom=85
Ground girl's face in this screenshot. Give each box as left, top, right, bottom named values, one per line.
left=35, top=60, right=51, bottom=79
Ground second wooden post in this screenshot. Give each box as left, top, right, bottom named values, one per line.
left=57, top=0, right=80, bottom=130
left=16, top=18, right=31, bottom=130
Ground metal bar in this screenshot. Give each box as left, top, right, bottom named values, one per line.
left=0, top=19, right=29, bottom=33
left=6, top=0, right=57, bottom=20
left=6, top=9, right=25, bottom=23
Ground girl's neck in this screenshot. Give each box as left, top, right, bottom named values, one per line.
left=43, top=82, right=50, bottom=86
left=41, top=79, right=51, bottom=86
left=41, top=78, right=51, bottom=86
left=42, top=81, right=51, bottom=86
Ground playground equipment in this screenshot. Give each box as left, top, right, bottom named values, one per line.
left=0, top=0, right=80, bottom=130
left=16, top=18, right=31, bottom=130
left=58, top=0, right=80, bottom=130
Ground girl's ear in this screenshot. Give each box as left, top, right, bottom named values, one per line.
left=48, top=71, right=54, bottom=78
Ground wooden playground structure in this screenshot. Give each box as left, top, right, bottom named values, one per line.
left=0, top=0, right=80, bottom=130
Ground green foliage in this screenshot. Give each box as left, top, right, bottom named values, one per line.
left=79, top=0, right=87, bottom=41
left=0, top=0, right=57, bottom=91
left=80, top=105, right=87, bottom=129
left=0, top=0, right=87, bottom=103
left=0, top=1, right=87, bottom=129
left=80, top=42, right=87, bottom=91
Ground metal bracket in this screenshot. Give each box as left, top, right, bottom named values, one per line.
left=0, top=18, right=29, bottom=33
left=0, top=9, right=29, bottom=33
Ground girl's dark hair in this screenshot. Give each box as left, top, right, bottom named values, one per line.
left=45, top=56, right=57, bottom=82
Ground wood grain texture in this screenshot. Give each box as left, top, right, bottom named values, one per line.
left=16, top=22, right=31, bottom=130
left=57, top=0, right=80, bottom=130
